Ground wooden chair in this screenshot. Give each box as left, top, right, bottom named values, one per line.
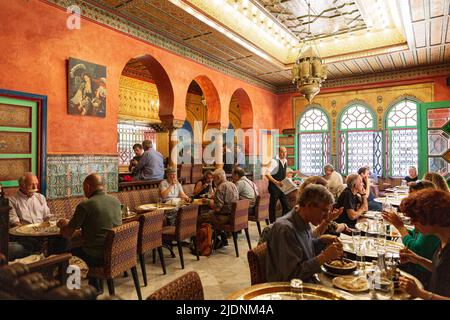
left=162, top=204, right=199, bottom=269
left=213, top=199, right=252, bottom=257
left=247, top=242, right=267, bottom=285
left=146, top=271, right=204, bottom=300
left=248, top=194, right=270, bottom=236
left=87, top=221, right=142, bottom=300
left=137, top=210, right=166, bottom=287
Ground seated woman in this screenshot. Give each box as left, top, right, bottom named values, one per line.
left=159, top=167, right=191, bottom=203
left=323, top=164, right=344, bottom=199
left=193, top=170, right=215, bottom=199
left=405, top=166, right=418, bottom=184
left=396, top=189, right=450, bottom=300
left=423, top=172, right=450, bottom=193
left=382, top=180, right=440, bottom=287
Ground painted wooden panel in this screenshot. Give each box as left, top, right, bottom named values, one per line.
left=446, top=16, right=450, bottom=42
left=430, top=46, right=442, bottom=63
left=402, top=50, right=417, bottom=66
left=0, top=159, right=31, bottom=181
left=430, top=17, right=444, bottom=45
left=416, top=47, right=429, bottom=64
left=0, top=132, right=31, bottom=154
left=430, top=0, right=446, bottom=17
left=377, top=55, right=395, bottom=71
left=0, top=104, right=31, bottom=128
left=410, top=0, right=426, bottom=21
left=445, top=44, right=450, bottom=61
left=413, top=21, right=428, bottom=47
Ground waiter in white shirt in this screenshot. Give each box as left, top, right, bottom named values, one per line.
left=265, top=147, right=290, bottom=223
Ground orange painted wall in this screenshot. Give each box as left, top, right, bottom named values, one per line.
left=0, top=0, right=278, bottom=155
left=276, top=75, right=450, bottom=131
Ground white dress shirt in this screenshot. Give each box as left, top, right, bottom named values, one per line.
left=9, top=191, right=52, bottom=226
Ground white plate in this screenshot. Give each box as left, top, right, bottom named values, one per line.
left=14, top=221, right=60, bottom=236
left=332, top=276, right=369, bottom=292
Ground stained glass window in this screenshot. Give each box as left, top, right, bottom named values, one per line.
left=339, top=104, right=382, bottom=175
left=298, top=107, right=330, bottom=175
left=117, top=121, right=156, bottom=166
left=386, top=99, right=418, bottom=177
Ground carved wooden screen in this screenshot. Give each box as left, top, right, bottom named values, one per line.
left=0, top=97, right=37, bottom=188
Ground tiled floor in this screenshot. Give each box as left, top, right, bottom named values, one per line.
left=96, top=222, right=266, bottom=300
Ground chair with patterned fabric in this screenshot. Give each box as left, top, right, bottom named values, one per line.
left=146, top=271, right=204, bottom=300
left=191, top=164, right=203, bottom=184
left=178, top=164, right=192, bottom=184
left=162, top=204, right=199, bottom=269
left=247, top=242, right=267, bottom=285
left=213, top=199, right=252, bottom=257
left=248, top=193, right=270, bottom=236
left=87, top=221, right=142, bottom=300
left=138, top=210, right=166, bottom=287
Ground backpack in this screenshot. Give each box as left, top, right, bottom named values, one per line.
left=190, top=223, right=212, bottom=256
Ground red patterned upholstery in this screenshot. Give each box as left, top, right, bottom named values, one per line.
left=250, top=193, right=269, bottom=222
left=138, top=210, right=164, bottom=254
left=178, top=164, right=192, bottom=184
left=146, top=271, right=204, bottom=300
left=162, top=205, right=199, bottom=241
left=218, top=199, right=250, bottom=233
left=254, top=179, right=269, bottom=195
left=183, top=184, right=195, bottom=197
left=88, top=221, right=139, bottom=279
left=247, top=242, right=267, bottom=285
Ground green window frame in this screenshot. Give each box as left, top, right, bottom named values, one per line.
left=385, top=97, right=419, bottom=177
left=0, top=96, right=38, bottom=187
left=297, top=106, right=331, bottom=175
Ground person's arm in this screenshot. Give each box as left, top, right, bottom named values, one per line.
left=159, top=181, right=174, bottom=199
left=399, top=276, right=450, bottom=300
left=400, top=248, right=433, bottom=271
left=211, top=187, right=223, bottom=213
left=179, top=184, right=190, bottom=201
left=364, top=178, right=371, bottom=196
left=40, top=195, right=53, bottom=221
left=193, top=181, right=207, bottom=196
left=264, top=160, right=283, bottom=187
left=382, top=211, right=409, bottom=237
left=131, top=153, right=146, bottom=176
left=59, top=204, right=87, bottom=239
left=402, top=233, right=440, bottom=259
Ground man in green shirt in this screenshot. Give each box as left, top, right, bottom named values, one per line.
left=58, top=173, right=122, bottom=267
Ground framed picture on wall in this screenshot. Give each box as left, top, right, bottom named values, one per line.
left=67, top=57, right=106, bottom=117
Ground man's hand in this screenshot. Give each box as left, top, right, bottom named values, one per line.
left=382, top=210, right=404, bottom=229
left=320, top=235, right=338, bottom=245
left=327, top=207, right=344, bottom=222
left=320, top=241, right=343, bottom=263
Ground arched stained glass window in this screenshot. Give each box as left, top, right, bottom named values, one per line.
left=297, top=107, right=330, bottom=175
left=386, top=98, right=419, bottom=177
left=339, top=104, right=382, bottom=175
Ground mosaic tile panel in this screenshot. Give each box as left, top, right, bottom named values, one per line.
left=46, top=155, right=118, bottom=199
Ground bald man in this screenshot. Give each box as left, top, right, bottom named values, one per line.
left=265, top=147, right=291, bottom=223
left=58, top=173, right=122, bottom=268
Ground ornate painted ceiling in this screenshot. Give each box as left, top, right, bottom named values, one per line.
left=79, top=0, right=450, bottom=90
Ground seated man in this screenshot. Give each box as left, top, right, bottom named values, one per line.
left=266, top=184, right=344, bottom=282
left=323, top=164, right=344, bottom=199
left=358, top=166, right=382, bottom=211
left=128, top=143, right=143, bottom=172
left=199, top=169, right=239, bottom=245
left=58, top=173, right=122, bottom=269
left=8, top=173, right=66, bottom=257
left=232, top=167, right=258, bottom=215
left=335, top=174, right=368, bottom=228
left=131, top=140, right=164, bottom=181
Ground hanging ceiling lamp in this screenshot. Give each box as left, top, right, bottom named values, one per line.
left=291, top=1, right=327, bottom=103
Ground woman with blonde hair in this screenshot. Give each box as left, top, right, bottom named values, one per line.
left=423, top=172, right=449, bottom=192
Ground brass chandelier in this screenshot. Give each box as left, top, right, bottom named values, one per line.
left=291, top=1, right=327, bottom=103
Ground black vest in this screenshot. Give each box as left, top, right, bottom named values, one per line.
left=270, top=159, right=287, bottom=183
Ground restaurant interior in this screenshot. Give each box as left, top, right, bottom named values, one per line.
left=0, top=0, right=449, bottom=301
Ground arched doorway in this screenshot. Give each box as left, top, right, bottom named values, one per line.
left=118, top=54, right=174, bottom=171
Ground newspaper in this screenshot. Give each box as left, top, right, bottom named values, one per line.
left=276, top=178, right=298, bottom=195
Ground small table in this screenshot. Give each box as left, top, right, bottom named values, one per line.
left=9, top=222, right=62, bottom=257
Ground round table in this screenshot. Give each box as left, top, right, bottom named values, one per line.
left=9, top=222, right=60, bottom=237
left=227, top=282, right=355, bottom=300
